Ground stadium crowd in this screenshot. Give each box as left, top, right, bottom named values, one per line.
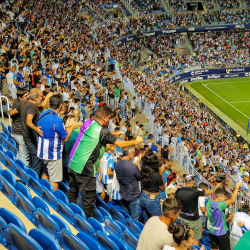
left=1, top=0, right=250, bottom=249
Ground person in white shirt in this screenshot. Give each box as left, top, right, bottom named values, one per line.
left=198, top=183, right=208, bottom=235
left=62, top=87, right=70, bottom=101
left=135, top=121, right=140, bottom=134
left=120, top=120, right=127, bottom=134
left=5, top=67, right=22, bottom=100
left=131, top=96, right=138, bottom=118
left=109, top=117, right=119, bottom=132
left=230, top=205, right=250, bottom=250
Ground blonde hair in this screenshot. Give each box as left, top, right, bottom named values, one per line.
left=106, top=144, right=114, bottom=152
left=166, top=188, right=176, bottom=196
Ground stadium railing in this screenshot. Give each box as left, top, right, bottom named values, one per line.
left=0, top=95, right=11, bottom=127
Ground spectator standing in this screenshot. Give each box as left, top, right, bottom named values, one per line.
left=115, top=146, right=141, bottom=222
left=137, top=198, right=182, bottom=250
left=175, top=174, right=222, bottom=246
left=131, top=96, right=137, bottom=118
left=207, top=182, right=242, bottom=250
left=137, top=124, right=144, bottom=136
left=67, top=106, right=143, bottom=218
left=37, top=95, right=82, bottom=191
left=198, top=183, right=208, bottom=235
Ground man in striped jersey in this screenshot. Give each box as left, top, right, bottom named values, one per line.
left=37, top=94, right=82, bottom=191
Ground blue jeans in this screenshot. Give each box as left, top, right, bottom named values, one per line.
left=122, top=197, right=140, bottom=222
left=140, top=191, right=161, bottom=224
left=11, top=134, right=30, bottom=167
left=25, top=142, right=46, bottom=178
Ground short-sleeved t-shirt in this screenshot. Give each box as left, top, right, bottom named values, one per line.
left=143, top=172, right=163, bottom=193
left=69, top=120, right=117, bottom=177
left=11, top=99, right=22, bottom=135
left=17, top=100, right=41, bottom=145
left=175, top=187, right=205, bottom=221
left=207, top=199, right=228, bottom=236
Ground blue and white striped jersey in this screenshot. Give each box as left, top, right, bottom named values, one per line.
left=37, top=109, right=68, bottom=160
left=5, top=71, right=17, bottom=89
left=99, top=152, right=114, bottom=184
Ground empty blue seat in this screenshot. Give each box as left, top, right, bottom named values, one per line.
left=63, top=178, right=69, bottom=187
left=1, top=123, right=10, bottom=137
left=110, top=208, right=126, bottom=226
left=96, top=230, right=119, bottom=250
left=99, top=207, right=112, bottom=219
left=27, top=168, right=39, bottom=180
left=104, top=217, right=124, bottom=241
left=96, top=195, right=110, bottom=211
left=16, top=191, right=37, bottom=224
left=57, top=200, right=76, bottom=225
left=61, top=228, right=90, bottom=250
left=2, top=169, right=16, bottom=186
left=0, top=163, right=2, bottom=176
left=108, top=234, right=129, bottom=250
left=4, top=154, right=16, bottom=174
left=36, top=208, right=61, bottom=243
left=77, top=232, right=103, bottom=250
left=69, top=203, right=86, bottom=219
left=5, top=150, right=15, bottom=162
left=114, top=220, right=128, bottom=233
left=0, top=175, right=17, bottom=204
left=8, top=141, right=17, bottom=157
left=126, top=218, right=141, bottom=235
left=32, top=196, right=50, bottom=215
left=28, top=174, right=42, bottom=196
left=94, top=205, right=105, bottom=223
left=16, top=159, right=27, bottom=171
left=28, top=228, right=61, bottom=250
left=0, top=215, right=9, bottom=246
left=124, top=230, right=138, bottom=250
left=8, top=224, right=42, bottom=250
left=54, top=189, right=69, bottom=205
left=0, top=144, right=4, bottom=152
left=0, top=208, right=26, bottom=233
left=75, top=214, right=97, bottom=239
left=135, top=221, right=144, bottom=231
left=88, top=217, right=105, bottom=233
left=50, top=214, right=71, bottom=233
left=0, top=148, right=5, bottom=165
left=8, top=125, right=12, bottom=134
left=59, top=181, right=69, bottom=195
left=41, top=187, right=58, bottom=210
left=15, top=182, right=31, bottom=200
left=119, top=210, right=131, bottom=220
left=40, top=179, right=54, bottom=192
left=15, top=165, right=29, bottom=184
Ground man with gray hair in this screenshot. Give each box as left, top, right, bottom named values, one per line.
left=115, top=146, right=141, bottom=222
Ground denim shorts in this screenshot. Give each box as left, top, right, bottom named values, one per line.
left=200, top=215, right=207, bottom=228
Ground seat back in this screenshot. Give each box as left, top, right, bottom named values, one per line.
left=0, top=144, right=4, bottom=152
left=41, top=187, right=58, bottom=210
left=0, top=176, right=17, bottom=204
left=108, top=234, right=129, bottom=250
left=7, top=141, right=17, bottom=157
left=110, top=208, right=126, bottom=225
left=40, top=179, right=54, bottom=192
left=99, top=207, right=112, bottom=219
left=8, top=224, right=43, bottom=250
left=2, top=169, right=16, bottom=187
left=0, top=208, right=26, bottom=233
left=77, top=232, right=102, bottom=250
left=15, top=165, right=29, bottom=184
left=61, top=228, right=90, bottom=250
left=69, top=203, right=86, bottom=219
left=96, top=230, right=119, bottom=250
left=27, top=168, right=39, bottom=181
left=0, top=215, right=8, bottom=246
left=54, top=189, right=69, bottom=205
left=28, top=175, right=42, bottom=196
left=28, top=228, right=61, bottom=250
left=0, top=163, right=2, bottom=176
left=124, top=230, right=138, bottom=250
left=126, top=218, right=141, bottom=235
left=36, top=208, right=60, bottom=241
left=0, top=148, right=5, bottom=165
left=59, top=181, right=69, bottom=195
left=96, top=195, right=109, bottom=211
left=57, top=200, right=76, bottom=225
left=5, top=150, right=15, bottom=162
left=32, top=196, right=50, bottom=215
left=104, top=217, right=124, bottom=240
left=88, top=217, right=105, bottom=233
left=15, top=182, right=31, bottom=200
left=4, top=154, right=16, bottom=174
left=16, top=191, right=37, bottom=224
left=0, top=133, right=8, bottom=149
left=75, top=214, right=96, bottom=238
left=135, top=221, right=144, bottom=231
left=1, top=123, right=10, bottom=137
left=93, top=206, right=105, bottom=223
left=16, top=159, right=27, bottom=172
left=50, top=214, right=71, bottom=233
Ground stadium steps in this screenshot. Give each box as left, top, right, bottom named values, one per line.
left=119, top=0, right=135, bottom=16
left=211, top=0, right=220, bottom=10
left=0, top=163, right=79, bottom=236
left=159, top=0, right=168, bottom=13
left=197, top=13, right=205, bottom=26
left=239, top=0, right=246, bottom=7
left=182, top=33, right=194, bottom=54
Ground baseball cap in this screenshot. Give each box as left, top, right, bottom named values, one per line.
left=148, top=135, right=154, bottom=139
left=185, top=174, right=197, bottom=182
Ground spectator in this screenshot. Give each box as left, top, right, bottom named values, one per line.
left=131, top=96, right=137, bottom=118
left=175, top=174, right=222, bottom=246
left=140, top=150, right=165, bottom=223
left=207, top=182, right=243, bottom=250
left=137, top=198, right=182, bottom=250
left=37, top=95, right=82, bottom=191
left=67, top=106, right=143, bottom=218
left=137, top=124, right=144, bottom=136
left=166, top=188, right=176, bottom=198
left=125, top=126, right=133, bottom=140
left=198, top=183, right=208, bottom=235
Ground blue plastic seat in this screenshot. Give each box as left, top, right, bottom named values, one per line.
left=1, top=123, right=10, bottom=138
left=8, top=141, right=17, bottom=157
left=61, top=228, right=90, bottom=250
left=88, top=217, right=105, bottom=233
left=16, top=191, right=37, bottom=224
left=54, top=189, right=69, bottom=205
left=2, top=169, right=16, bottom=186
left=135, top=221, right=144, bottom=231
left=28, top=228, right=61, bottom=250
left=0, top=144, right=4, bottom=152
left=94, top=205, right=105, bottom=223
left=36, top=208, right=61, bottom=243
left=99, top=207, right=112, bottom=219
left=28, top=174, right=42, bottom=196
left=63, top=178, right=69, bottom=187
left=59, top=181, right=69, bottom=195
left=114, top=220, right=128, bottom=233
left=8, top=125, right=12, bottom=135
left=8, top=224, right=42, bottom=250
left=0, top=149, right=5, bottom=165
left=41, top=186, right=58, bottom=210
left=50, top=214, right=72, bottom=233
left=15, top=182, right=31, bottom=200
left=119, top=210, right=131, bottom=220
left=0, top=208, right=26, bottom=233
left=110, top=208, right=127, bottom=226
left=124, top=230, right=138, bottom=250
left=0, top=215, right=9, bottom=246
left=15, top=165, right=29, bottom=184
left=96, top=230, right=120, bottom=250
left=104, top=217, right=124, bottom=241
left=5, top=150, right=15, bottom=162
left=27, top=168, right=39, bottom=180
left=40, top=179, right=54, bottom=192
left=126, top=218, right=141, bottom=235
left=108, top=234, right=129, bottom=250
left=57, top=200, right=76, bottom=225
left=16, top=159, right=27, bottom=171
left=96, top=195, right=110, bottom=211
left=4, top=154, right=16, bottom=174
left=32, top=196, right=50, bottom=215
left=0, top=163, right=2, bottom=176
left=77, top=232, right=103, bottom=250
left=75, top=214, right=97, bottom=239
left=0, top=175, right=17, bottom=204
left=69, top=203, right=86, bottom=219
